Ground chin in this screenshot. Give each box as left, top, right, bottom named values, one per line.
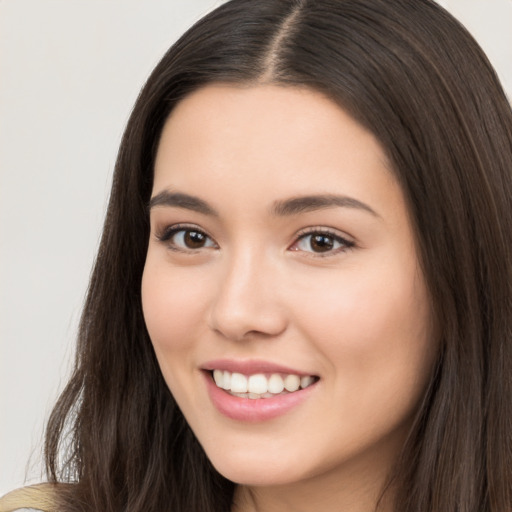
left=204, top=445, right=309, bottom=487
left=215, top=463, right=301, bottom=487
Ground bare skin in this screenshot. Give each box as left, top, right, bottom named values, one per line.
left=142, top=84, right=435, bottom=512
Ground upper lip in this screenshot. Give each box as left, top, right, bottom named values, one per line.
left=201, top=358, right=317, bottom=376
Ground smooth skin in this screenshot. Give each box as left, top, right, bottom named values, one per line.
left=142, top=84, right=436, bottom=512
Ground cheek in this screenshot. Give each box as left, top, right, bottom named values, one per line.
left=292, top=258, right=434, bottom=408
left=141, top=260, right=209, bottom=357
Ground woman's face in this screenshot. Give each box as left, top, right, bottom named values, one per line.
left=142, top=84, right=435, bottom=495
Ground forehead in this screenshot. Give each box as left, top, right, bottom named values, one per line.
left=153, top=84, right=399, bottom=217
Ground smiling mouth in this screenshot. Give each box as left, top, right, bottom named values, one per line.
left=210, top=369, right=319, bottom=399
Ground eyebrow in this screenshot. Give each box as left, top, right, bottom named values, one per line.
left=148, top=190, right=378, bottom=218
left=148, top=191, right=219, bottom=216
left=271, top=194, right=379, bottom=217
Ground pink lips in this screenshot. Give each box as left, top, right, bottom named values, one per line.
left=201, top=359, right=318, bottom=422
left=202, top=358, right=315, bottom=376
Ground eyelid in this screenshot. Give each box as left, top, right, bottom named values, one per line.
left=289, top=226, right=355, bottom=255
left=155, top=223, right=218, bottom=251
left=154, top=223, right=354, bottom=255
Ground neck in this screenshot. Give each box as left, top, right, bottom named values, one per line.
left=231, top=457, right=395, bottom=512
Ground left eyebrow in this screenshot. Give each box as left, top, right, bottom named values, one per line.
left=271, top=194, right=379, bottom=217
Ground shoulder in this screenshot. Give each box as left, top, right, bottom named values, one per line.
left=0, top=484, right=58, bottom=512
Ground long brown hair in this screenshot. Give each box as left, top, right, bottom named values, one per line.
left=43, top=1, right=512, bottom=511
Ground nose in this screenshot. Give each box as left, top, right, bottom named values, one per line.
left=208, top=250, right=288, bottom=341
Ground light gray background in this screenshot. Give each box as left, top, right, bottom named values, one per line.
left=1, top=0, right=511, bottom=495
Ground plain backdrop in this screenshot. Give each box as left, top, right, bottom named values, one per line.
left=1, top=0, right=511, bottom=495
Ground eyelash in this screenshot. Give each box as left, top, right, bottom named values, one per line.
left=292, top=227, right=355, bottom=256
left=156, top=224, right=217, bottom=252
left=155, top=224, right=355, bottom=256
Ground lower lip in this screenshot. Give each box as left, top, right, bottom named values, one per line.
left=203, top=371, right=317, bottom=422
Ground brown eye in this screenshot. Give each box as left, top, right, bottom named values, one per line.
left=184, top=230, right=208, bottom=248
left=310, top=234, right=334, bottom=252
left=159, top=227, right=217, bottom=251
left=291, top=230, right=354, bottom=255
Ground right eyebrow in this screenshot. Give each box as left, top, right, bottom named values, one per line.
left=148, top=190, right=219, bottom=217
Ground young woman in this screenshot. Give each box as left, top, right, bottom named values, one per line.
left=2, top=0, right=511, bottom=511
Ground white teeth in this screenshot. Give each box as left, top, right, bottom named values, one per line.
left=213, top=369, right=223, bottom=387
left=211, top=370, right=316, bottom=397
left=300, top=375, right=314, bottom=389
left=268, top=374, right=285, bottom=394
left=284, top=374, right=300, bottom=392
left=248, top=374, right=268, bottom=394
left=231, top=372, right=248, bottom=393
left=222, top=370, right=230, bottom=390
